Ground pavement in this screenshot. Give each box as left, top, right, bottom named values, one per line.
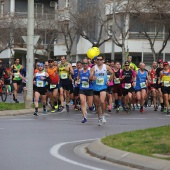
left=1, top=108, right=170, bottom=170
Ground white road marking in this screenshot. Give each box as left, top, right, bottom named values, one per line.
left=50, top=138, right=107, bottom=170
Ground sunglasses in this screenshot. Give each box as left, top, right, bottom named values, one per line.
left=48, top=60, right=53, bottom=63
left=82, top=62, right=88, bottom=65
left=125, top=65, right=129, bottom=66
left=45, top=65, right=48, bottom=66
left=97, top=59, right=103, bottom=61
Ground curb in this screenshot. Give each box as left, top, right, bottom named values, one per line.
left=87, top=139, right=170, bottom=170
left=0, top=109, right=38, bottom=117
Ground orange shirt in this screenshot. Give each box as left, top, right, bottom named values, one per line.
left=47, top=67, right=59, bottom=84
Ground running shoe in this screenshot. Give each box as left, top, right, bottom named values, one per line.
left=102, top=115, right=106, bottom=124
left=161, top=107, right=164, bottom=112
left=140, top=107, right=144, bottom=113
left=108, top=105, right=111, bottom=112
left=98, top=118, right=103, bottom=126
left=74, top=106, right=79, bottom=111
left=164, top=108, right=167, bottom=113
left=33, top=111, right=38, bottom=116
left=154, top=106, right=157, bottom=111
left=43, top=108, right=47, bottom=114
left=15, top=99, right=19, bottom=103
left=58, top=106, right=65, bottom=112
left=116, top=107, right=120, bottom=112
left=54, top=104, right=58, bottom=109
left=81, top=118, right=87, bottom=123
left=51, top=109, right=55, bottom=113
left=167, top=109, right=170, bottom=115
left=66, top=104, right=69, bottom=112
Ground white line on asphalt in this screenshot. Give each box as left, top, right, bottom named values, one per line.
left=50, top=138, right=107, bottom=170
left=121, top=118, right=148, bottom=120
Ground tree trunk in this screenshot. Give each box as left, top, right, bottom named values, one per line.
left=122, top=45, right=126, bottom=65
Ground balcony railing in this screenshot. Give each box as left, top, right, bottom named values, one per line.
left=129, top=32, right=168, bottom=40
left=0, top=12, right=56, bottom=20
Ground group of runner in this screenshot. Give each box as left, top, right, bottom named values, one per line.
left=0, top=56, right=170, bottom=126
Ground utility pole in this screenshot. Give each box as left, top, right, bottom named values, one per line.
left=25, top=0, right=34, bottom=108
left=111, top=0, right=116, bottom=60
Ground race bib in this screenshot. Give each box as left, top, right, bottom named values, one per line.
left=50, top=84, right=56, bottom=89
left=164, top=81, right=170, bottom=87
left=152, top=78, right=157, bottom=84
left=36, top=81, right=44, bottom=87
left=82, top=81, right=89, bottom=88
left=140, top=82, right=146, bottom=88
left=125, top=83, right=131, bottom=89
left=114, top=78, right=120, bottom=84
left=61, top=73, right=68, bottom=79
left=107, top=75, right=110, bottom=81
left=14, top=73, right=20, bottom=78
left=96, top=78, right=104, bottom=85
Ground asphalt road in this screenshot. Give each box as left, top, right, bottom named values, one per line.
left=0, top=107, right=170, bottom=170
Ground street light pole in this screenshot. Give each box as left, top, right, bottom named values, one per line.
left=111, top=0, right=116, bottom=60
left=25, top=0, right=34, bottom=108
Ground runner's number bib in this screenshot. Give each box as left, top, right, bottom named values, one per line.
left=61, top=73, right=68, bottom=79
left=164, top=81, right=170, bottom=87
left=114, top=78, right=120, bottom=84
left=125, top=83, right=131, bottom=89
left=14, top=73, right=20, bottom=78
left=82, top=81, right=89, bottom=88
left=140, top=82, right=146, bottom=88
left=96, top=78, right=104, bottom=85
left=36, top=81, right=44, bottom=87
left=50, top=84, right=56, bottom=89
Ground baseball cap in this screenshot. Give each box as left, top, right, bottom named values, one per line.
left=72, top=63, right=76, bottom=67
left=163, top=62, right=168, bottom=66
left=158, top=59, right=163, bottom=63
left=38, top=63, right=44, bottom=67
left=124, top=61, right=130, bottom=66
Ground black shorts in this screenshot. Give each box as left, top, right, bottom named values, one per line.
left=107, top=85, right=114, bottom=94
left=34, top=87, right=47, bottom=95
left=79, top=89, right=93, bottom=96
left=4, top=79, right=10, bottom=85
left=122, top=87, right=133, bottom=96
left=48, top=84, right=58, bottom=92
left=93, top=89, right=107, bottom=96
left=161, top=86, right=170, bottom=94
left=74, top=87, right=79, bottom=96
left=12, top=80, right=22, bottom=85
left=69, top=82, right=74, bottom=94
left=22, top=83, right=26, bottom=88
left=59, top=79, right=71, bottom=91
left=113, top=84, right=122, bottom=96
left=150, top=84, right=158, bottom=90
left=157, top=83, right=162, bottom=89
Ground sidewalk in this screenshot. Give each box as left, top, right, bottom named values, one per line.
left=87, top=139, right=170, bottom=170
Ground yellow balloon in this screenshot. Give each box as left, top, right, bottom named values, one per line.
left=87, top=47, right=100, bottom=59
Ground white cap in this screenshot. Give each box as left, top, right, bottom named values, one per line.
left=72, top=63, right=76, bottom=67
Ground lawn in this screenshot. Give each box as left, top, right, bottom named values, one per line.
left=102, top=126, right=170, bottom=160
left=0, top=103, right=26, bottom=111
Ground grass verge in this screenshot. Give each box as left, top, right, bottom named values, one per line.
left=0, top=103, right=26, bottom=111
left=102, top=126, right=170, bottom=160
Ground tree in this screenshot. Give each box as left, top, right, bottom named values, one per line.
left=134, top=0, right=170, bottom=61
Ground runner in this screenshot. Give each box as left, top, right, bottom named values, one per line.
left=156, top=59, right=164, bottom=112
left=58, top=56, right=74, bottom=112
left=33, top=63, right=50, bottom=116
left=119, top=61, right=136, bottom=112
left=71, top=61, right=82, bottom=111
left=3, top=63, right=11, bottom=95
left=11, top=58, right=23, bottom=103
left=47, top=59, right=59, bottom=113
left=134, top=62, right=148, bottom=113
left=90, top=55, right=114, bottom=126
left=113, top=61, right=122, bottom=112
left=148, top=61, right=158, bottom=111
left=159, top=62, right=170, bottom=114
left=78, top=58, right=93, bottom=123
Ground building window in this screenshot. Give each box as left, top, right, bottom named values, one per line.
left=66, top=0, right=69, bottom=8
left=34, top=3, right=44, bottom=14
left=1, top=1, right=4, bottom=17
